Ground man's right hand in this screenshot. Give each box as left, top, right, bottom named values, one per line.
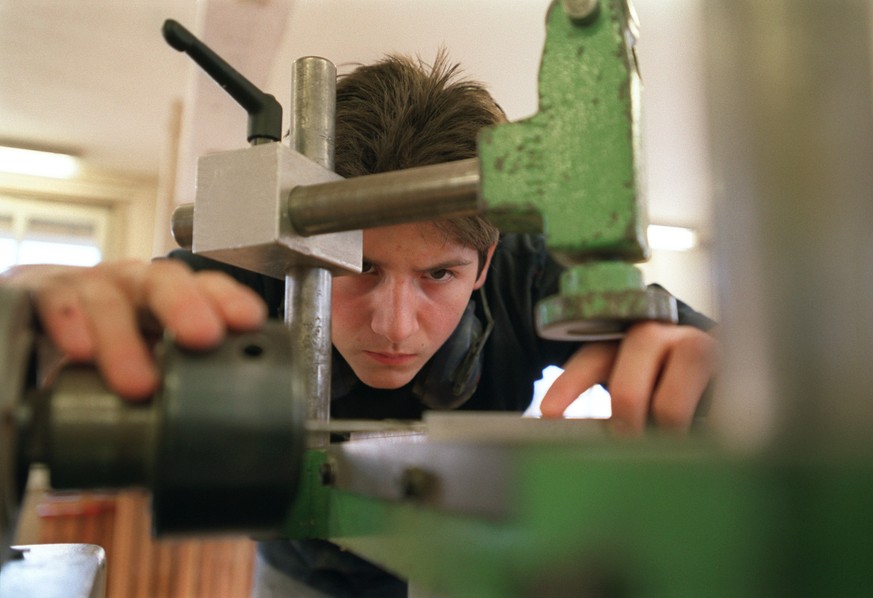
left=0, top=259, right=266, bottom=400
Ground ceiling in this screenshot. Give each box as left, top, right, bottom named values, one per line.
left=0, top=0, right=711, bottom=227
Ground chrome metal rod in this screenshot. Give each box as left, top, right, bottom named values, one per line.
left=170, top=158, right=483, bottom=250
left=171, top=203, right=194, bottom=249
left=288, top=157, right=482, bottom=235
left=290, top=56, right=336, bottom=171
left=286, top=56, right=336, bottom=449
left=284, top=267, right=332, bottom=436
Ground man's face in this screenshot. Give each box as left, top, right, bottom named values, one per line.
left=332, top=222, right=494, bottom=389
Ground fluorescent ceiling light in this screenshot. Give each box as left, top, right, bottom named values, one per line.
left=0, top=146, right=80, bottom=179
left=647, top=224, right=699, bottom=252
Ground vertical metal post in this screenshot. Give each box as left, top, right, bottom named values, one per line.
left=290, top=57, right=336, bottom=171
left=286, top=56, right=336, bottom=448
left=704, top=1, right=873, bottom=457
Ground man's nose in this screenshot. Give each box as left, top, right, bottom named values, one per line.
left=370, top=280, right=419, bottom=343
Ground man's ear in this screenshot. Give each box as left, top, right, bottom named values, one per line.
left=473, top=243, right=497, bottom=290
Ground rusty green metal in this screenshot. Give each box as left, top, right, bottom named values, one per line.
left=537, top=262, right=677, bottom=339
left=284, top=441, right=873, bottom=596
left=478, top=0, right=674, bottom=339
left=479, top=0, right=646, bottom=262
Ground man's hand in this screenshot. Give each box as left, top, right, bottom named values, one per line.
left=539, top=321, right=717, bottom=435
left=1, top=260, right=266, bottom=400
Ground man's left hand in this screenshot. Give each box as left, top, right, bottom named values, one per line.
left=539, top=321, right=717, bottom=435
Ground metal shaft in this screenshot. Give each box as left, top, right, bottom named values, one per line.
left=170, top=203, right=194, bottom=249
left=284, top=267, right=332, bottom=448
left=170, top=158, right=482, bottom=248
left=290, top=56, right=336, bottom=171
left=286, top=56, right=336, bottom=448
left=288, top=158, right=482, bottom=235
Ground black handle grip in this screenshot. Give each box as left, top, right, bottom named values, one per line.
left=162, top=19, right=282, bottom=143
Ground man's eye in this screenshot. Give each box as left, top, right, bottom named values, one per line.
left=428, top=269, right=453, bottom=281
left=361, top=261, right=375, bottom=274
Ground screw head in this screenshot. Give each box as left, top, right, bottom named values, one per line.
left=400, top=467, right=435, bottom=500
left=318, top=462, right=335, bottom=486
left=561, top=0, right=600, bottom=25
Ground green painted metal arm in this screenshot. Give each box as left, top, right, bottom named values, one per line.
left=480, top=0, right=646, bottom=262
left=479, top=0, right=676, bottom=340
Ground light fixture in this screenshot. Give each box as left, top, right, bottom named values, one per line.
left=647, top=224, right=699, bottom=252
left=0, top=146, right=80, bottom=179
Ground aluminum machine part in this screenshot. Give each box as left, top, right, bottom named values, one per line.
left=163, top=20, right=361, bottom=280
left=479, top=0, right=676, bottom=340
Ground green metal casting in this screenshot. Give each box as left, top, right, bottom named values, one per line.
left=536, top=263, right=677, bottom=339
left=479, top=0, right=645, bottom=262
left=285, top=443, right=873, bottom=596
left=479, top=0, right=677, bottom=339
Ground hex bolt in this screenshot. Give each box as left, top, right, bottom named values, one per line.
left=561, top=0, right=600, bottom=25
left=400, top=467, right=435, bottom=500
left=318, top=461, right=335, bottom=486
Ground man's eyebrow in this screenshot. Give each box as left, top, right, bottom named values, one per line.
left=416, top=258, right=474, bottom=272
left=362, top=257, right=474, bottom=272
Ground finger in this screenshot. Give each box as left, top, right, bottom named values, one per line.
left=76, top=272, right=157, bottom=400
left=102, top=259, right=225, bottom=350
left=194, top=270, right=267, bottom=332
left=3, top=265, right=95, bottom=360
left=539, top=342, right=618, bottom=418
left=143, top=260, right=228, bottom=348
left=649, top=332, right=717, bottom=432
left=30, top=280, right=95, bottom=361
left=607, top=322, right=672, bottom=435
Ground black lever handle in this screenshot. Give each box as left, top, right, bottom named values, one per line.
left=162, top=19, right=282, bottom=144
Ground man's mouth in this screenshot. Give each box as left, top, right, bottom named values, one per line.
left=364, top=351, right=417, bottom=366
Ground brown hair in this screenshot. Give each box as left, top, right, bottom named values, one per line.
left=334, top=52, right=503, bottom=266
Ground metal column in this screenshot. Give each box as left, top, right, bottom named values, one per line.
left=286, top=57, right=337, bottom=448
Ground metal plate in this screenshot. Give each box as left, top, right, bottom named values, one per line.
left=0, top=544, right=106, bottom=598
left=328, top=413, right=608, bottom=520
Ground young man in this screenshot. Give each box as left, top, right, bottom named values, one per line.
left=2, top=54, right=716, bottom=594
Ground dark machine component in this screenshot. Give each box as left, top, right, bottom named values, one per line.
left=0, top=287, right=32, bottom=560
left=0, top=286, right=306, bottom=544
left=151, top=326, right=304, bottom=532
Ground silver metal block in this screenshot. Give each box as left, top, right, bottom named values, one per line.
left=193, top=142, right=361, bottom=278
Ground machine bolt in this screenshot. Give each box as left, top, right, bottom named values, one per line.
left=400, top=467, right=435, bottom=500
left=561, top=0, right=600, bottom=25
left=318, top=461, right=335, bottom=486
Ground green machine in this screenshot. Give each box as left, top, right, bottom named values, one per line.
left=4, top=1, right=873, bottom=596
left=479, top=0, right=676, bottom=341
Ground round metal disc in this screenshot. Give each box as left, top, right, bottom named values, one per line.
left=151, top=321, right=306, bottom=534
left=536, top=286, right=678, bottom=341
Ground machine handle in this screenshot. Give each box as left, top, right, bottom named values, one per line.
left=162, top=19, right=282, bottom=144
